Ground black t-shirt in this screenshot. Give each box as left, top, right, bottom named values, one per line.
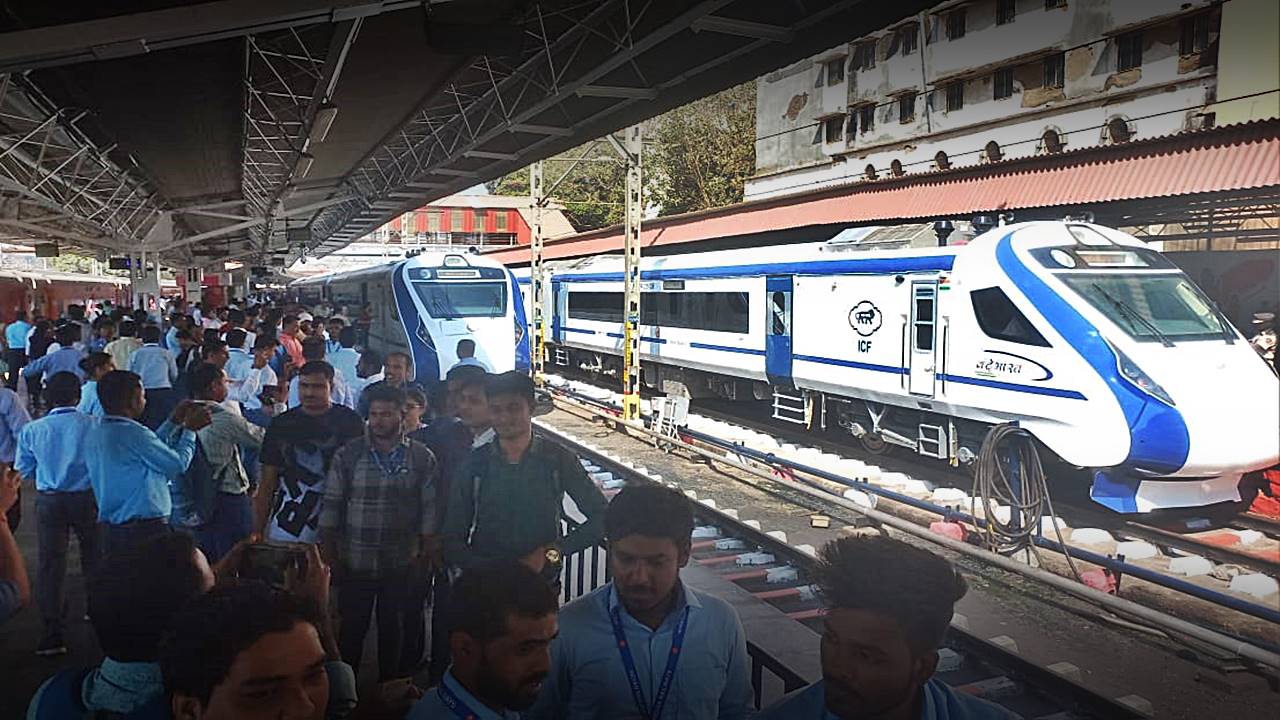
left=260, top=405, right=364, bottom=543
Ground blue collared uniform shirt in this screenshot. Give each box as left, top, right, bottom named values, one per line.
left=0, top=388, right=31, bottom=465
left=86, top=416, right=195, bottom=524
left=529, top=580, right=752, bottom=720
left=128, top=344, right=178, bottom=390
left=15, top=407, right=93, bottom=493
left=23, top=347, right=86, bottom=382
left=326, top=347, right=361, bottom=388
left=78, top=380, right=105, bottom=416
left=6, top=320, right=30, bottom=350
left=408, top=669, right=521, bottom=720
left=757, top=678, right=1020, bottom=720
left=163, top=326, right=179, bottom=351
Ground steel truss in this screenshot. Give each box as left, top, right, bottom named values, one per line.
left=0, top=72, right=163, bottom=253
left=310, top=0, right=777, bottom=251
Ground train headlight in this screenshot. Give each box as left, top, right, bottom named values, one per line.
left=1113, top=346, right=1175, bottom=406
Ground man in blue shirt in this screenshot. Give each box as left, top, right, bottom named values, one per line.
left=5, top=309, right=31, bottom=390
left=326, top=326, right=361, bottom=390
left=408, top=561, right=558, bottom=720
left=129, top=324, right=180, bottom=430
left=23, top=324, right=86, bottom=388
left=758, top=535, right=1018, bottom=720
left=15, top=372, right=100, bottom=656
left=76, top=352, right=115, bottom=417
left=86, top=370, right=211, bottom=555
left=530, top=484, right=753, bottom=720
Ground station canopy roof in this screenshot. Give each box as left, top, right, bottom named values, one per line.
left=482, top=119, right=1280, bottom=265
left=0, top=0, right=935, bottom=269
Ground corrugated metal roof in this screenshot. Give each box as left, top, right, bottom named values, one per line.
left=484, top=119, right=1280, bottom=264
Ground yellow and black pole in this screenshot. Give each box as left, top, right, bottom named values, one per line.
left=529, top=160, right=546, bottom=386
left=620, top=124, right=643, bottom=421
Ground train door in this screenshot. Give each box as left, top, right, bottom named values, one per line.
left=907, top=280, right=938, bottom=396
left=765, top=276, right=793, bottom=386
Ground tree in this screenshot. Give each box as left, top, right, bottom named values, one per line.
left=487, top=82, right=757, bottom=229
left=649, top=82, right=756, bottom=216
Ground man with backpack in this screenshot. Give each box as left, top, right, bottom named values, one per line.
left=183, top=363, right=264, bottom=563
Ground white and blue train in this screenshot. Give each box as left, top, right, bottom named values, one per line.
left=517, top=221, right=1280, bottom=514
left=293, top=250, right=529, bottom=383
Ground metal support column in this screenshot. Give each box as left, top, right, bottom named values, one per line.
left=530, top=160, right=547, bottom=384
left=621, top=124, right=643, bottom=421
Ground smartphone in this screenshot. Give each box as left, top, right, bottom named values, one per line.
left=239, top=543, right=309, bottom=590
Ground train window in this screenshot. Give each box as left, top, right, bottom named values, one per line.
left=1058, top=274, right=1229, bottom=342
left=568, top=291, right=624, bottom=323
left=412, top=281, right=507, bottom=318
left=770, top=292, right=789, bottom=335
left=971, top=287, right=1050, bottom=347
left=568, top=290, right=749, bottom=333
left=912, top=287, right=935, bottom=351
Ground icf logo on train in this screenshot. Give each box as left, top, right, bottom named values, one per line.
left=848, top=301, right=882, bottom=337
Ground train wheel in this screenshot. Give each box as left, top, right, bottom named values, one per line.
left=859, top=432, right=890, bottom=455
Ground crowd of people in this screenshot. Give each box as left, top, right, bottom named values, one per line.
left=0, top=297, right=1015, bottom=720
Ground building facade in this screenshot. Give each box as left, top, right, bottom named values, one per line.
left=367, top=193, right=576, bottom=247
left=748, top=0, right=1232, bottom=200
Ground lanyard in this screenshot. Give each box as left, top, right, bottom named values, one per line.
left=369, top=444, right=406, bottom=477
left=610, top=587, right=692, bottom=720
left=437, top=680, right=484, bottom=720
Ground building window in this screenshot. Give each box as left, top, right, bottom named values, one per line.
left=853, top=41, right=876, bottom=71
left=898, top=93, right=916, bottom=123
left=993, top=67, right=1014, bottom=100
left=811, top=124, right=822, bottom=144
left=996, top=0, right=1016, bottom=25
left=984, top=140, right=1003, bottom=163
left=845, top=110, right=858, bottom=139
left=1117, top=30, right=1143, bottom=72
left=934, top=151, right=951, bottom=171
left=898, top=24, right=918, bottom=55
left=858, top=104, right=876, bottom=134
left=495, top=210, right=509, bottom=231
left=1180, top=13, right=1210, bottom=56
left=1045, top=0, right=1066, bottom=8
left=944, top=81, right=964, bottom=112
left=474, top=209, right=487, bottom=230
left=824, top=116, right=844, bottom=143
left=1041, top=128, right=1064, bottom=153
left=449, top=208, right=465, bottom=231
left=814, top=65, right=824, bottom=88
left=826, top=57, right=845, bottom=85
left=890, top=159, right=905, bottom=177
left=945, top=8, right=966, bottom=41
left=1044, top=53, right=1065, bottom=88
left=426, top=210, right=441, bottom=232
left=864, top=164, right=878, bottom=180
left=1107, top=117, right=1132, bottom=143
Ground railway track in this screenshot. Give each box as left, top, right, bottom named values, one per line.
left=541, top=375, right=1280, bottom=650
left=543, top=421, right=1150, bottom=719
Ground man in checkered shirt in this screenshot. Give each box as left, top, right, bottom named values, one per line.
left=320, top=382, right=441, bottom=703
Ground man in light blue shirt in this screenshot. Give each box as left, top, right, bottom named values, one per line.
left=86, top=370, right=211, bottom=555
left=0, top=385, right=31, bottom=470
left=289, top=336, right=357, bottom=409
left=326, top=326, right=361, bottom=389
left=5, top=310, right=31, bottom=391
left=76, top=352, right=114, bottom=417
left=15, top=372, right=100, bottom=656
left=529, top=484, right=753, bottom=720
left=128, top=325, right=179, bottom=430
left=23, top=325, right=86, bottom=387
left=408, top=561, right=557, bottom=720
left=758, top=535, right=1018, bottom=720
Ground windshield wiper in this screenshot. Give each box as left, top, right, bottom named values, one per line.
left=1090, top=283, right=1175, bottom=347
left=1206, top=300, right=1236, bottom=345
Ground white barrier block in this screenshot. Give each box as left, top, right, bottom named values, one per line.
left=602, top=479, right=626, bottom=490
left=743, top=520, right=762, bottom=530
left=1115, top=540, right=1159, bottom=560
left=649, top=475, right=663, bottom=483
left=932, top=487, right=967, bottom=503
left=766, top=566, right=799, bottom=584
left=793, top=543, right=818, bottom=557
left=842, top=489, right=876, bottom=508
left=951, top=613, right=969, bottom=630
left=1168, top=555, right=1213, bottom=576
left=1039, top=516, right=1069, bottom=536
left=722, top=509, right=739, bottom=519
left=1047, top=662, right=1082, bottom=683
left=699, top=498, right=718, bottom=509
left=988, top=635, right=1019, bottom=653
left=714, top=538, right=746, bottom=551
left=589, top=472, right=613, bottom=483
left=1229, top=573, right=1280, bottom=599
left=1068, top=528, right=1115, bottom=547
left=899, top=479, right=935, bottom=495
left=936, top=648, right=964, bottom=673
left=684, top=490, right=698, bottom=500
left=1116, top=695, right=1155, bottom=717
left=796, top=584, right=818, bottom=602
left=878, top=472, right=910, bottom=488
left=691, top=526, right=720, bottom=539
left=736, top=552, right=775, bottom=566
left=766, top=530, right=788, bottom=543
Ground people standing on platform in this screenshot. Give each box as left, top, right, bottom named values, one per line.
left=255, top=361, right=364, bottom=546
left=442, top=371, right=607, bottom=582
left=130, top=325, right=181, bottom=430
left=15, top=372, right=99, bottom=656
left=277, top=314, right=306, bottom=370
left=223, top=329, right=252, bottom=394
left=326, top=327, right=361, bottom=390
left=89, top=319, right=116, bottom=353
left=76, top=353, right=115, bottom=417
left=187, top=363, right=264, bottom=563
left=229, top=334, right=281, bottom=427
left=87, top=370, right=212, bottom=555
left=325, top=317, right=346, bottom=355
left=449, top=366, right=495, bottom=447
left=163, top=313, right=186, bottom=352
left=289, top=338, right=356, bottom=409
left=449, top=338, right=489, bottom=373
left=5, top=310, right=31, bottom=390
left=758, top=534, right=1016, bottom=720
left=529, top=484, right=752, bottom=720
left=24, top=325, right=87, bottom=389
left=321, top=384, right=440, bottom=702
left=104, top=319, right=142, bottom=377
left=356, top=351, right=423, bottom=418
left=407, top=561, right=558, bottom=720
left=0, top=381, right=32, bottom=530
left=0, top=467, right=30, bottom=626
left=199, top=339, right=231, bottom=370
left=350, top=348, right=384, bottom=401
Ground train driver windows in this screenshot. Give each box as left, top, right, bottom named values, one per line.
left=769, top=291, right=790, bottom=336
left=912, top=286, right=935, bottom=352
left=971, top=287, right=1051, bottom=347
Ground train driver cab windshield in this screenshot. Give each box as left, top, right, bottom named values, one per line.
left=413, top=281, right=508, bottom=319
